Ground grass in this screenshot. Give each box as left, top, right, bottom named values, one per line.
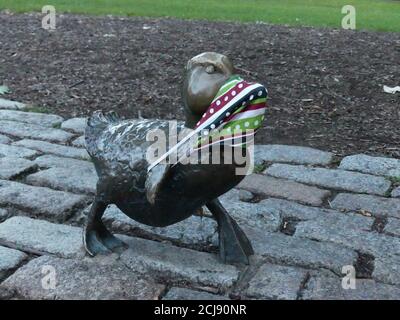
left=0, top=0, right=399, bottom=32
left=389, top=176, right=400, bottom=184
left=253, top=163, right=267, bottom=174
left=24, top=105, right=51, bottom=114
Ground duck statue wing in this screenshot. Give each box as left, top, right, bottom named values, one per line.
left=85, top=111, right=188, bottom=203
left=86, top=110, right=187, bottom=166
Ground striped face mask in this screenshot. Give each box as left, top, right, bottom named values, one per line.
left=147, top=75, right=267, bottom=171
left=193, top=75, right=267, bottom=150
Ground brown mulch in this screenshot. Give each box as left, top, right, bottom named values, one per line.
left=1, top=12, right=399, bottom=157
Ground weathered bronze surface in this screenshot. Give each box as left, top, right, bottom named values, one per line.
left=84, top=52, right=254, bottom=264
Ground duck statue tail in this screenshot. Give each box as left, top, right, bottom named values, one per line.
left=85, top=110, right=121, bottom=156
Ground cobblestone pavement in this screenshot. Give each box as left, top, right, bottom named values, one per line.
left=0, top=98, right=400, bottom=300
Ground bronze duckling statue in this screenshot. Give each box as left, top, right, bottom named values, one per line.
left=84, top=52, right=267, bottom=264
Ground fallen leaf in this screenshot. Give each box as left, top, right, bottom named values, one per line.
left=383, top=85, right=400, bottom=94
left=0, top=85, right=9, bottom=95
left=360, top=210, right=372, bottom=217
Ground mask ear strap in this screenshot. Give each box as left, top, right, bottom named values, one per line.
left=145, top=163, right=171, bottom=205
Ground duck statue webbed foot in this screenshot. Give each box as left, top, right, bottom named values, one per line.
left=207, top=199, right=254, bottom=264
left=83, top=52, right=268, bottom=265
left=83, top=197, right=127, bottom=256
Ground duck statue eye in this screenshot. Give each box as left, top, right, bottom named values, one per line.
left=205, top=64, right=215, bottom=74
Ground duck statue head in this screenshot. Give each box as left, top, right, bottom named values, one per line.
left=183, top=52, right=234, bottom=128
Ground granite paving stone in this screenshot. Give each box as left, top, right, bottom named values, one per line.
left=266, top=164, right=392, bottom=195
left=13, top=139, right=90, bottom=160
left=219, top=189, right=282, bottom=232
left=0, top=110, right=63, bottom=127
left=331, top=193, right=400, bottom=219
left=391, top=187, right=400, bottom=198
left=294, top=216, right=400, bottom=258
left=0, top=255, right=165, bottom=300
left=0, top=180, right=87, bottom=222
left=26, top=166, right=97, bottom=195
left=339, top=154, right=400, bottom=178
left=61, top=117, right=87, bottom=134
left=0, top=143, right=39, bottom=159
left=0, top=216, right=84, bottom=258
left=302, top=274, right=400, bottom=300
left=254, top=144, right=333, bottom=166
left=0, top=157, right=37, bottom=180
left=120, top=235, right=240, bottom=290
left=0, top=246, right=28, bottom=281
left=256, top=197, right=370, bottom=224
left=71, top=135, right=85, bottom=148
left=0, top=120, right=73, bottom=143
left=33, top=154, right=94, bottom=170
left=0, top=98, right=27, bottom=110
left=384, top=218, right=400, bottom=237
left=237, top=174, right=330, bottom=206
left=245, top=263, right=308, bottom=300
left=0, top=134, right=11, bottom=144
left=373, top=256, right=400, bottom=286
left=163, top=287, right=228, bottom=300
left=0, top=208, right=8, bottom=222
left=244, top=226, right=357, bottom=274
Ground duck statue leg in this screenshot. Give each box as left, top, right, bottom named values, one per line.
left=207, top=199, right=254, bottom=264
left=83, top=197, right=127, bottom=256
